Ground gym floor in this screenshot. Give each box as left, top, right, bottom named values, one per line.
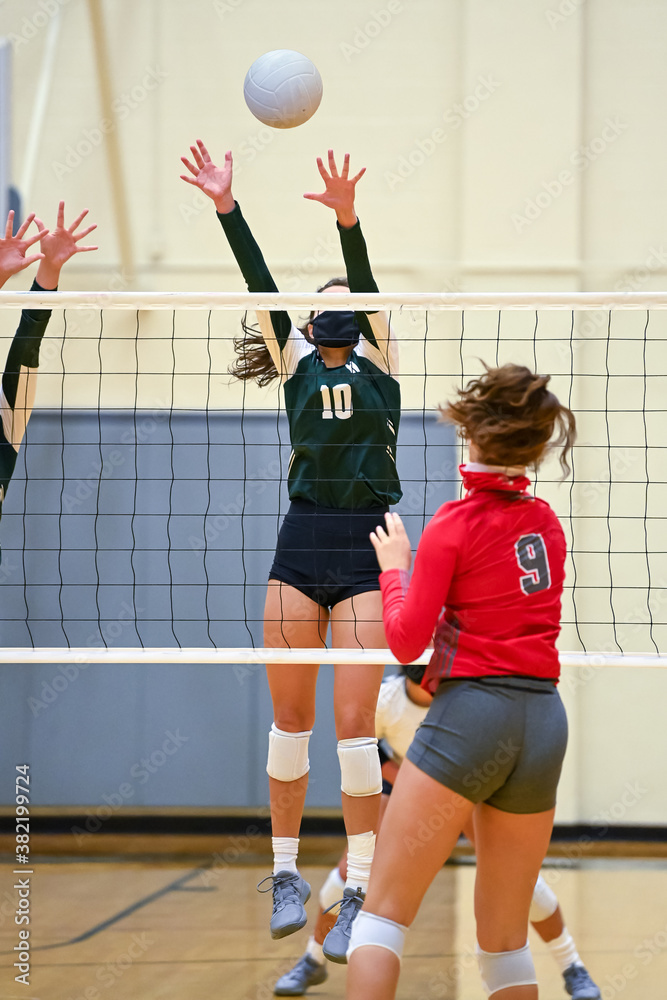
left=1, top=839, right=665, bottom=999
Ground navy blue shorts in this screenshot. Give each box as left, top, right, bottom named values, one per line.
left=406, top=676, right=568, bottom=814
left=269, top=499, right=388, bottom=609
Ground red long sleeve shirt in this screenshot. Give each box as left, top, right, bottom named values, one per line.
left=380, top=466, right=566, bottom=693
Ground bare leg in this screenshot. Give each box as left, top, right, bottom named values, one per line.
left=346, top=760, right=474, bottom=999
left=331, top=592, right=386, bottom=835
left=264, top=581, right=328, bottom=838
left=473, top=803, right=556, bottom=999
left=313, top=794, right=390, bottom=944
left=531, top=905, right=565, bottom=942
left=465, top=809, right=566, bottom=943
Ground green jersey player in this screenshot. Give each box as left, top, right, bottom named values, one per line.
left=180, top=143, right=400, bottom=959
left=0, top=204, right=97, bottom=566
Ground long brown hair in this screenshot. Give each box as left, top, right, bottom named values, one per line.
left=442, top=363, right=576, bottom=476
left=228, top=277, right=349, bottom=385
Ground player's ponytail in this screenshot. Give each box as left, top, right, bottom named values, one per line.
left=442, top=363, right=576, bottom=477
left=229, top=277, right=349, bottom=384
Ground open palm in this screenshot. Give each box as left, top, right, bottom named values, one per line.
left=0, top=212, right=47, bottom=285
left=34, top=202, right=97, bottom=270
left=180, top=140, right=233, bottom=208
left=304, top=150, right=365, bottom=224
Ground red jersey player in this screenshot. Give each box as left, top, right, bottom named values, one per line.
left=346, top=364, right=577, bottom=1000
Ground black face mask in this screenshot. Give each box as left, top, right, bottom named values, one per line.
left=310, top=310, right=361, bottom=348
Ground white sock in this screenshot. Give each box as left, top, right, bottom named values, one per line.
left=547, top=928, right=583, bottom=973
left=345, top=830, right=376, bottom=894
left=306, top=935, right=325, bottom=964
left=272, top=836, right=299, bottom=875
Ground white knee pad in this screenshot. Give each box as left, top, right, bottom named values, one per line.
left=476, top=941, right=536, bottom=997
left=337, top=737, right=382, bottom=797
left=266, top=723, right=312, bottom=782
left=348, top=910, right=407, bottom=962
left=319, top=866, right=345, bottom=911
left=529, top=873, right=559, bottom=923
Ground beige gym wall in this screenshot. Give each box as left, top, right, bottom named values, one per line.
left=2, top=0, right=666, bottom=825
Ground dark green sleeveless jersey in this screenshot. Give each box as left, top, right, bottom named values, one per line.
left=218, top=204, right=402, bottom=510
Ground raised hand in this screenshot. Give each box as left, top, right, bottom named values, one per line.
left=0, top=211, right=48, bottom=289
left=303, top=150, right=366, bottom=228
left=370, top=512, right=413, bottom=573
left=180, top=139, right=235, bottom=214
left=34, top=201, right=98, bottom=289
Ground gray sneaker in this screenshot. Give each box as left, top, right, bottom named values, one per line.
left=563, top=963, right=601, bottom=1000
left=321, top=886, right=365, bottom=964
left=257, top=870, right=311, bottom=940
left=274, top=952, right=328, bottom=996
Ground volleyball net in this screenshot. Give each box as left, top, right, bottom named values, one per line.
left=1, top=290, right=666, bottom=667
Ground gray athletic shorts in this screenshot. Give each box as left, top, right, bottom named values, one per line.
left=405, top=676, right=568, bottom=814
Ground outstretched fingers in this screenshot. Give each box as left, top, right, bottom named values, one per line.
left=190, top=143, right=206, bottom=170
left=180, top=155, right=200, bottom=177
left=18, top=252, right=45, bottom=270
left=13, top=212, right=36, bottom=240
left=67, top=207, right=90, bottom=234
left=315, top=155, right=330, bottom=183
left=23, top=223, right=48, bottom=248
left=196, top=139, right=212, bottom=163
left=74, top=223, right=98, bottom=241
left=327, top=148, right=339, bottom=178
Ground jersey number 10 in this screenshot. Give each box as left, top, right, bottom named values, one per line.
left=515, top=533, right=551, bottom=595
left=320, top=383, right=353, bottom=420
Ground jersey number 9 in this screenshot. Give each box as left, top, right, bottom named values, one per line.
left=515, top=533, right=551, bottom=595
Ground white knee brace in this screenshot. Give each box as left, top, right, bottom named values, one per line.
left=337, top=737, right=382, bottom=797
left=476, top=941, right=536, bottom=997
left=348, top=910, right=407, bottom=961
left=529, top=873, right=559, bottom=923
left=319, top=866, right=345, bottom=911
left=266, top=723, right=312, bottom=782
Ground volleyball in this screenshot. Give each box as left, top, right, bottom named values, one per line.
left=243, top=50, right=323, bottom=129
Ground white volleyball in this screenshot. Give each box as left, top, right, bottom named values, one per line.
left=243, top=50, right=323, bottom=129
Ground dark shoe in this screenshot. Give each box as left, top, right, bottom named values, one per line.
left=563, top=963, right=601, bottom=1000
left=274, top=952, right=328, bottom=996
left=321, top=886, right=365, bottom=964
left=257, top=870, right=311, bottom=940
